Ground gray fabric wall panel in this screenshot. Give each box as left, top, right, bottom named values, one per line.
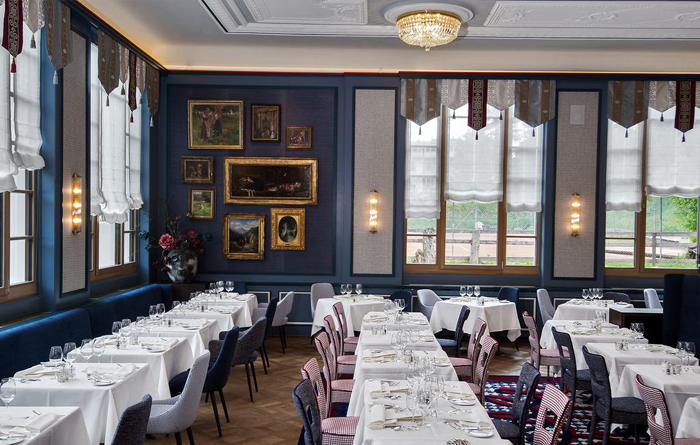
left=62, top=32, right=87, bottom=293
left=352, top=89, right=395, bottom=275
left=553, top=91, right=599, bottom=278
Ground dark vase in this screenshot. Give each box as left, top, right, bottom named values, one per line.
left=166, top=248, right=198, bottom=283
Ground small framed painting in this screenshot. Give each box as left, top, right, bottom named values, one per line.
left=223, top=213, right=265, bottom=260
left=271, top=208, right=305, bottom=251
left=251, top=104, right=281, bottom=142
left=188, top=100, right=243, bottom=149
left=188, top=188, right=215, bottom=221
left=181, top=156, right=214, bottom=184
left=285, top=126, right=313, bottom=150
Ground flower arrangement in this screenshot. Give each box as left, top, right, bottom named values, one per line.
left=139, top=213, right=213, bottom=272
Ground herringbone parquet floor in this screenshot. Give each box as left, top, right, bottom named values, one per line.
left=150, top=335, right=528, bottom=445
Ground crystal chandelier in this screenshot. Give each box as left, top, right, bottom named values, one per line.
left=396, top=10, right=462, bottom=51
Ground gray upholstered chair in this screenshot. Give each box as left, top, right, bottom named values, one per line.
left=231, top=316, right=267, bottom=402
left=254, top=292, right=294, bottom=353
left=537, top=289, right=555, bottom=324
left=310, top=283, right=334, bottom=317
left=111, top=394, right=152, bottom=445
left=492, top=363, right=541, bottom=445
left=293, top=378, right=358, bottom=445
left=416, top=289, right=441, bottom=320
left=604, top=291, right=630, bottom=304
left=147, top=351, right=210, bottom=445
left=551, top=327, right=591, bottom=429
left=644, top=289, right=662, bottom=309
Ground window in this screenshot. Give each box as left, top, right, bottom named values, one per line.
left=92, top=210, right=137, bottom=279
left=404, top=105, right=543, bottom=274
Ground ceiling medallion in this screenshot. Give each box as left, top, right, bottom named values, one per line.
left=385, top=3, right=473, bottom=51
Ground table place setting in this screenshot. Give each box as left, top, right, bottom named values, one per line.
left=553, top=296, right=632, bottom=321
left=0, top=406, right=90, bottom=445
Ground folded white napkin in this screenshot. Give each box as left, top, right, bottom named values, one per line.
left=363, top=351, right=396, bottom=363
left=14, top=365, right=56, bottom=378
left=178, top=319, right=207, bottom=327
left=140, top=338, right=178, bottom=348
left=368, top=405, right=418, bottom=430
left=0, top=412, right=59, bottom=432
left=89, top=363, right=137, bottom=379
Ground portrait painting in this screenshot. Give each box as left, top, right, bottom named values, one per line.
left=188, top=100, right=243, bottom=149
left=251, top=104, right=280, bottom=142
left=181, top=156, right=214, bottom=184
left=223, top=213, right=265, bottom=260
left=223, top=157, right=318, bottom=205
left=188, top=188, right=215, bottom=221
left=285, top=126, right=313, bottom=149
left=271, top=208, right=305, bottom=250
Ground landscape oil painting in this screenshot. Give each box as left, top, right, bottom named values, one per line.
left=223, top=213, right=264, bottom=260
left=189, top=188, right=215, bottom=220
left=223, top=157, right=318, bottom=205
left=188, top=100, right=243, bottom=149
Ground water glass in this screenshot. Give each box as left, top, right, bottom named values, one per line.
left=0, top=378, right=16, bottom=409
left=149, top=305, right=157, bottom=321
left=397, top=299, right=406, bottom=312
left=112, top=321, right=122, bottom=337
left=80, top=339, right=93, bottom=363
left=474, top=286, right=481, bottom=298
left=459, top=286, right=467, bottom=298
left=216, top=281, right=225, bottom=293
left=209, top=283, right=217, bottom=294
left=416, top=386, right=432, bottom=427
left=93, top=339, right=105, bottom=364
left=225, top=281, right=234, bottom=292
left=64, top=342, right=77, bottom=374
left=355, top=284, right=363, bottom=296
left=582, top=289, right=590, bottom=301
left=156, top=303, right=166, bottom=320
left=49, top=345, right=63, bottom=364
left=466, top=286, right=474, bottom=297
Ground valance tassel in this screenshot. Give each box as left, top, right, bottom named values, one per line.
left=30, top=34, right=36, bottom=49
left=625, top=128, right=629, bottom=138
left=418, top=125, right=422, bottom=135
left=53, top=71, right=58, bottom=84
left=660, top=112, right=664, bottom=122
left=150, top=117, right=154, bottom=127
left=452, top=109, right=456, bottom=119
left=682, top=133, right=686, bottom=143
left=532, top=127, right=536, bottom=137
left=10, top=58, right=16, bottom=74
left=130, top=111, right=134, bottom=123
left=475, top=131, right=479, bottom=141
left=120, top=85, right=125, bottom=95
left=106, top=95, right=109, bottom=107
left=499, top=110, right=503, bottom=120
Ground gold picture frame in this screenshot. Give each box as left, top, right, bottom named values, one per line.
left=188, top=100, right=244, bottom=149
left=188, top=188, right=216, bottom=221
left=251, top=104, right=281, bottom=142
left=223, top=157, right=318, bottom=205
left=181, top=156, right=214, bottom=184
left=271, top=208, right=305, bottom=250
left=285, top=126, right=313, bottom=149
left=223, top=213, right=265, bottom=260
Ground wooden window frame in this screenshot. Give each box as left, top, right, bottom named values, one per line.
left=0, top=171, right=38, bottom=301
left=404, top=108, right=540, bottom=276
left=90, top=210, right=138, bottom=282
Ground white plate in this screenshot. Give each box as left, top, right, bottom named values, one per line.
left=0, top=436, right=26, bottom=445
left=468, top=429, right=494, bottom=438
left=93, top=379, right=116, bottom=386
left=146, top=347, right=166, bottom=353
left=450, top=398, right=477, bottom=406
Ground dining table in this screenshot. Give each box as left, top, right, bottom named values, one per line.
left=190, top=292, right=258, bottom=328
left=141, top=318, right=219, bottom=357
left=311, top=296, right=390, bottom=335
left=429, top=298, right=521, bottom=341
left=0, top=406, right=90, bottom=445
left=11, top=362, right=152, bottom=445
left=171, top=306, right=245, bottom=332
left=71, top=336, right=193, bottom=399
left=539, top=320, right=618, bottom=349
left=552, top=300, right=633, bottom=321
left=677, top=396, right=700, bottom=438
left=616, top=364, right=700, bottom=435
left=352, top=379, right=510, bottom=445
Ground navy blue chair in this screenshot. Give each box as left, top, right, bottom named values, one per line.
left=492, top=363, right=540, bottom=445
left=437, top=305, right=470, bottom=357
left=497, top=287, right=521, bottom=351
left=664, top=274, right=700, bottom=354
left=111, top=394, right=153, bottom=445
left=256, top=297, right=278, bottom=372
left=552, top=327, right=591, bottom=429
left=169, top=326, right=240, bottom=437
left=227, top=317, right=267, bottom=402
left=389, top=290, right=412, bottom=310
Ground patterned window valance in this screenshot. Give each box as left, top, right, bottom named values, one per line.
left=608, top=81, right=648, bottom=136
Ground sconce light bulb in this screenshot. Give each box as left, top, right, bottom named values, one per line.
left=370, top=198, right=378, bottom=204
left=571, top=212, right=580, bottom=219
left=73, top=217, right=82, bottom=224
left=73, top=201, right=82, bottom=209
left=571, top=223, right=580, bottom=230
left=73, top=188, right=82, bottom=195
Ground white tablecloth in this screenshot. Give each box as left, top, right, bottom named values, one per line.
left=0, top=406, right=90, bottom=445
left=677, top=397, right=700, bottom=438
left=617, top=365, right=700, bottom=434
left=355, top=330, right=438, bottom=359
left=312, top=297, right=389, bottom=335
left=347, top=348, right=458, bottom=416
left=142, top=319, right=219, bottom=357
left=72, top=337, right=193, bottom=399
left=553, top=301, right=633, bottom=321
left=360, top=312, right=431, bottom=332
left=353, top=380, right=510, bottom=445
left=430, top=299, right=521, bottom=342
left=12, top=363, right=153, bottom=445
left=173, top=307, right=245, bottom=332
left=585, top=343, right=698, bottom=389
left=194, top=293, right=258, bottom=327
left=540, top=320, right=619, bottom=348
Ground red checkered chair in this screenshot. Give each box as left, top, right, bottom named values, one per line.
left=450, top=317, right=487, bottom=381
left=323, top=315, right=356, bottom=376
left=523, top=311, right=559, bottom=380
left=468, top=335, right=499, bottom=404
left=533, top=385, right=572, bottom=445
left=313, top=330, right=354, bottom=405
left=332, top=302, right=359, bottom=354
left=293, top=378, right=359, bottom=445
left=636, top=375, right=700, bottom=445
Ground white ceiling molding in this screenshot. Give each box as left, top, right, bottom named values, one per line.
left=243, top=0, right=368, bottom=25
left=383, top=2, right=474, bottom=24
left=485, top=1, right=700, bottom=29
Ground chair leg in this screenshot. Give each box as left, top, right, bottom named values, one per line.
left=262, top=343, right=270, bottom=368
left=186, top=427, right=195, bottom=445
left=210, top=391, right=222, bottom=437
left=602, top=416, right=611, bottom=445
left=634, top=424, right=640, bottom=445
left=251, top=361, right=259, bottom=392
left=587, top=411, right=597, bottom=445
left=244, top=363, right=254, bottom=402
left=280, top=326, right=286, bottom=353
left=175, top=432, right=184, bottom=445
left=566, top=384, right=576, bottom=429
left=219, top=389, right=230, bottom=423
left=204, top=393, right=209, bottom=403
left=514, top=339, right=519, bottom=351
left=260, top=347, right=268, bottom=374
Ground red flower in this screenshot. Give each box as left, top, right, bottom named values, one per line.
left=188, top=231, right=195, bottom=239
left=159, top=234, right=177, bottom=251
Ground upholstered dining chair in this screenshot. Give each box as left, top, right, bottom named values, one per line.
left=437, top=305, right=470, bottom=357
left=389, top=290, right=412, bottom=310
left=635, top=375, right=697, bottom=445
left=313, top=330, right=354, bottom=405
left=583, top=346, right=647, bottom=445
left=310, top=283, right=335, bottom=318
left=533, top=385, right=572, bottom=445
left=416, top=289, right=441, bottom=320
left=468, top=335, right=499, bottom=404
left=258, top=293, right=294, bottom=353
left=323, top=315, right=356, bottom=376
left=251, top=296, right=277, bottom=372
left=551, top=327, right=591, bottom=429
left=643, top=289, right=662, bottom=309
left=332, top=302, right=358, bottom=354
left=523, top=311, right=559, bottom=380
left=497, top=287, right=521, bottom=350
left=293, top=379, right=359, bottom=445
left=451, top=317, right=487, bottom=381
left=170, top=326, right=240, bottom=437
left=492, top=363, right=541, bottom=445
left=537, top=289, right=555, bottom=324
left=230, top=317, right=266, bottom=402
left=147, top=351, right=210, bottom=445
left=604, top=291, right=631, bottom=304
left=111, top=394, right=152, bottom=445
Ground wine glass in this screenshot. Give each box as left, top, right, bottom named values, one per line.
left=112, top=321, right=122, bottom=337
left=209, top=283, right=217, bottom=295
left=406, top=392, right=419, bottom=425
left=217, top=281, right=225, bottom=294
left=466, top=286, right=474, bottom=298
left=148, top=305, right=157, bottom=323
left=156, top=303, right=166, bottom=321
left=459, top=286, right=467, bottom=298
left=416, top=386, right=432, bottom=427
left=64, top=342, right=77, bottom=373
left=685, top=342, right=696, bottom=370
left=0, top=378, right=16, bottom=409
left=355, top=284, right=363, bottom=296
left=93, top=339, right=105, bottom=364
left=397, top=299, right=406, bottom=312
left=474, top=286, right=481, bottom=298
left=225, top=281, right=234, bottom=292
left=49, top=345, right=63, bottom=365
left=582, top=289, right=590, bottom=301
left=80, top=339, right=93, bottom=363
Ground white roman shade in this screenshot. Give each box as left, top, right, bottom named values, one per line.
left=647, top=106, right=700, bottom=198
left=445, top=104, right=504, bottom=203
left=405, top=118, right=441, bottom=219
left=606, top=120, right=644, bottom=211
left=506, top=106, right=544, bottom=212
